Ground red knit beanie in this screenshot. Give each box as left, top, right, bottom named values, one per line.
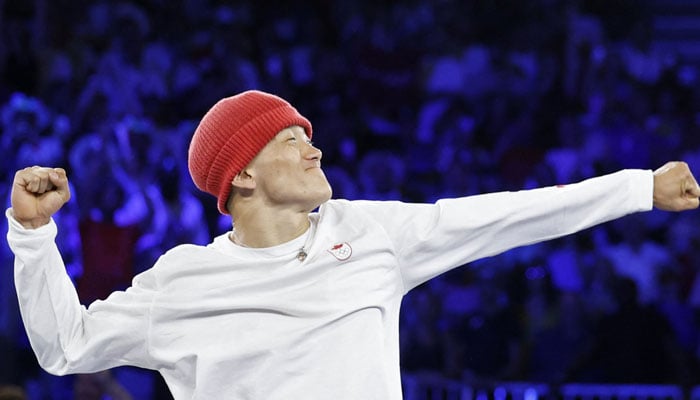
left=188, top=90, right=313, bottom=215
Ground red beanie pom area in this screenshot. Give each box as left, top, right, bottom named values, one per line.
left=187, top=90, right=313, bottom=215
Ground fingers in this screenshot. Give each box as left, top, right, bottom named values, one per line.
left=48, top=167, right=69, bottom=191
left=15, top=166, right=69, bottom=195
left=16, top=167, right=51, bottom=194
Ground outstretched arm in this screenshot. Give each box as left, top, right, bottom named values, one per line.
left=8, top=166, right=156, bottom=375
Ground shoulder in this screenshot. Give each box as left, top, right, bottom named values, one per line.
left=143, top=241, right=223, bottom=286
left=154, top=241, right=219, bottom=269
left=162, top=242, right=209, bottom=257
left=317, top=199, right=424, bottom=235
left=318, top=199, right=374, bottom=223
left=320, top=198, right=405, bottom=215
left=320, top=198, right=426, bottom=221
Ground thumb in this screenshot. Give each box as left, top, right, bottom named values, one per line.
left=689, top=184, right=700, bottom=198
left=685, top=174, right=700, bottom=198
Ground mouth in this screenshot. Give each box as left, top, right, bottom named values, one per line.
left=305, top=163, right=322, bottom=171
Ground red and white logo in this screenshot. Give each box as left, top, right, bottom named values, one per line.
left=328, top=242, right=352, bottom=261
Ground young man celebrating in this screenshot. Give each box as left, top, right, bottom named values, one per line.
left=7, top=90, right=700, bottom=399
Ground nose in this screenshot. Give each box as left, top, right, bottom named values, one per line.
left=305, top=142, right=322, bottom=161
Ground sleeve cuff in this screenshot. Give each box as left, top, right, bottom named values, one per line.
left=6, top=208, right=57, bottom=237
left=629, top=169, right=654, bottom=212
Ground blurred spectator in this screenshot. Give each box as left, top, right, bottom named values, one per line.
left=568, top=277, right=686, bottom=383
left=0, top=93, right=62, bottom=170
left=400, top=284, right=445, bottom=373
left=136, top=156, right=209, bottom=268
left=442, top=268, right=524, bottom=381
left=603, top=214, right=672, bottom=304
left=357, top=150, right=406, bottom=200
left=525, top=290, right=592, bottom=383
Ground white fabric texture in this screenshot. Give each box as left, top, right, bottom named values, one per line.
left=7, top=169, right=653, bottom=399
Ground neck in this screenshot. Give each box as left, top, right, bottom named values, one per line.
left=229, top=209, right=311, bottom=248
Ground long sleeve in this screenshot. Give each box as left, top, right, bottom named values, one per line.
left=6, top=210, right=157, bottom=375
left=352, top=169, right=653, bottom=291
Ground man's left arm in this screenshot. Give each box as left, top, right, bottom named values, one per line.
left=365, top=161, right=698, bottom=292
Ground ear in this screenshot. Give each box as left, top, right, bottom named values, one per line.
left=232, top=169, right=256, bottom=190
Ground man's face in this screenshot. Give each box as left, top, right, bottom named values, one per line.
left=245, top=125, right=332, bottom=211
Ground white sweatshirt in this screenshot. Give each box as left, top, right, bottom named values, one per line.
left=7, top=170, right=653, bottom=399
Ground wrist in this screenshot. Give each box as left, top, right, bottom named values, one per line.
left=21, top=218, right=51, bottom=229
left=10, top=210, right=50, bottom=229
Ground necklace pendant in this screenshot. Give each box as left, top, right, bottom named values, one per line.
left=297, top=249, right=307, bottom=262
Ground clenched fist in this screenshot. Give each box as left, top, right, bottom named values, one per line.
left=11, top=166, right=71, bottom=229
left=653, top=161, right=700, bottom=211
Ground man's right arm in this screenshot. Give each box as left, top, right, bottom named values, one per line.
left=7, top=212, right=157, bottom=374
left=8, top=167, right=157, bottom=374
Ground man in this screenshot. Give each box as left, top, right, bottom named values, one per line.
left=7, top=90, right=700, bottom=399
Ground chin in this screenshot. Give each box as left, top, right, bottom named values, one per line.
left=308, top=185, right=332, bottom=211
left=317, top=186, right=333, bottom=205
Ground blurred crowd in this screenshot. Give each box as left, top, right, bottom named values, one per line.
left=2, top=0, right=700, bottom=399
